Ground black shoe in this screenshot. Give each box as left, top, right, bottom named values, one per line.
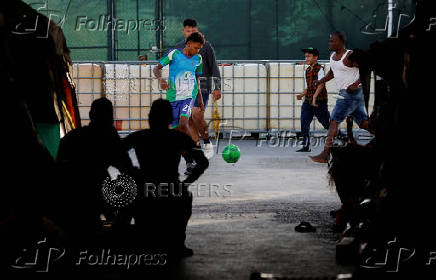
left=184, top=162, right=196, bottom=175
left=296, top=145, right=311, bottom=152
left=180, top=246, right=194, bottom=258
left=172, top=246, right=194, bottom=258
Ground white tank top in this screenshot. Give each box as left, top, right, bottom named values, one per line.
left=330, top=50, right=360, bottom=91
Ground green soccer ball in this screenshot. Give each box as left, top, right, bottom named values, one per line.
left=222, top=144, right=241, bottom=163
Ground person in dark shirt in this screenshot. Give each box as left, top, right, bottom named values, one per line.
left=123, top=98, right=209, bottom=257
left=57, top=97, right=134, bottom=242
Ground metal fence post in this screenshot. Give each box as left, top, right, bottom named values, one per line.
left=155, top=0, right=164, bottom=59
left=107, top=0, right=115, bottom=61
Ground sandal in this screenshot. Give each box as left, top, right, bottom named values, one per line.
left=295, top=221, right=316, bottom=232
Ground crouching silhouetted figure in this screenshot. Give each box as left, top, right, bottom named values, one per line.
left=123, top=99, right=209, bottom=258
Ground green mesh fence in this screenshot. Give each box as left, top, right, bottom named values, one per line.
left=22, top=0, right=415, bottom=61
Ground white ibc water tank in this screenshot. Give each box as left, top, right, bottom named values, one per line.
left=72, top=63, right=103, bottom=126
left=216, top=63, right=267, bottom=130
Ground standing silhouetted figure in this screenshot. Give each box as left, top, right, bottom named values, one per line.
left=56, top=97, right=133, bottom=244
left=123, top=98, right=209, bottom=258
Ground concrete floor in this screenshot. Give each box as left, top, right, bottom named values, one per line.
left=161, top=139, right=356, bottom=279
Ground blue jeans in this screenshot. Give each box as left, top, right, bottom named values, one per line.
left=331, top=88, right=368, bottom=125
left=301, top=101, right=331, bottom=146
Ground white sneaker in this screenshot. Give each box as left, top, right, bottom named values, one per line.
left=203, top=143, right=215, bottom=159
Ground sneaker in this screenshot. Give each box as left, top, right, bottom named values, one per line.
left=184, top=162, right=196, bottom=175
left=203, top=143, right=214, bottom=159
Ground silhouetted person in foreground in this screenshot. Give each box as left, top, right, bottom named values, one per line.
left=56, top=97, right=134, bottom=244
left=123, top=98, right=209, bottom=258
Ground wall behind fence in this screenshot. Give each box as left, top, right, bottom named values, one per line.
left=72, top=60, right=374, bottom=134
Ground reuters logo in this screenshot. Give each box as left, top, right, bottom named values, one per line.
left=101, top=174, right=137, bottom=208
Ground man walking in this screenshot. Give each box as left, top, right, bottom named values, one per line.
left=310, top=31, right=369, bottom=163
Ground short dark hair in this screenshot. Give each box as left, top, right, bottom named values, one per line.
left=186, top=31, right=205, bottom=45
left=149, top=98, right=173, bottom=129
left=331, top=31, right=346, bottom=43
left=183, top=18, right=197, bottom=27
left=89, top=97, right=113, bottom=125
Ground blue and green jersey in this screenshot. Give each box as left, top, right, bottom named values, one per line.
left=158, top=49, right=203, bottom=102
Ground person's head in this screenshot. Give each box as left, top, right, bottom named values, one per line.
left=185, top=31, right=205, bottom=56
left=148, top=98, right=173, bottom=130
left=89, top=97, right=113, bottom=127
left=182, top=18, right=199, bottom=39
left=301, top=47, right=319, bottom=65
left=329, top=31, right=346, bottom=52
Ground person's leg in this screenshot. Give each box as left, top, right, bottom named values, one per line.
left=316, top=101, right=347, bottom=139
left=314, top=101, right=330, bottom=130
left=175, top=98, right=196, bottom=139
left=309, top=120, right=339, bottom=162
left=351, top=89, right=371, bottom=132
left=310, top=91, right=353, bottom=163
left=192, top=90, right=214, bottom=159
left=188, top=116, right=200, bottom=144
left=298, top=103, right=314, bottom=152
left=175, top=99, right=199, bottom=175
left=192, top=90, right=210, bottom=141
left=170, top=100, right=182, bottom=129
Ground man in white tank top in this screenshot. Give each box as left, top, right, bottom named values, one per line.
left=309, top=31, right=370, bottom=163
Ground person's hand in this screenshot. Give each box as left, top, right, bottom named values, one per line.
left=347, top=83, right=358, bottom=93
left=311, top=100, right=318, bottom=107
left=159, top=79, right=169, bottom=90
left=213, top=89, right=221, bottom=101
left=313, top=80, right=321, bottom=87
left=199, top=99, right=205, bottom=111
left=296, top=93, right=304, bottom=100
left=138, top=54, right=147, bottom=61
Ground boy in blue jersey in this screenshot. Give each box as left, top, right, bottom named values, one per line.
left=153, top=32, right=205, bottom=140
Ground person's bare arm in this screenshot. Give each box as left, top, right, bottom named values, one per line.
left=314, top=69, right=334, bottom=87
left=346, top=79, right=361, bottom=93
left=311, top=83, right=325, bottom=107
left=197, top=77, right=204, bottom=111
left=296, top=89, right=307, bottom=100
left=153, top=63, right=169, bottom=90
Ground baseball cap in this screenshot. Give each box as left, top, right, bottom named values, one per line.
left=301, top=47, right=319, bottom=56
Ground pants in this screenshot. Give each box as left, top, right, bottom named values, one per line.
left=300, top=101, right=330, bottom=146
left=331, top=88, right=368, bottom=125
